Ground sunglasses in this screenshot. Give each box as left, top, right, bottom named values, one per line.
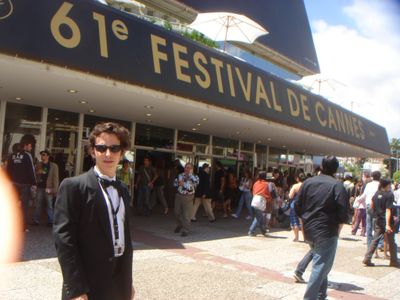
left=94, top=144, right=122, bottom=153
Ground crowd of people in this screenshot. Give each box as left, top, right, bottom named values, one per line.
left=3, top=124, right=400, bottom=300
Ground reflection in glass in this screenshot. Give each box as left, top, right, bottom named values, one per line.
left=255, top=144, right=267, bottom=170
left=83, top=115, right=131, bottom=140
left=177, top=131, right=209, bottom=154
left=2, top=103, right=41, bottom=161
left=212, top=136, right=238, bottom=157
left=135, top=123, right=174, bottom=149
left=268, top=147, right=281, bottom=164
left=47, top=109, right=79, bottom=180
left=241, top=142, right=254, bottom=152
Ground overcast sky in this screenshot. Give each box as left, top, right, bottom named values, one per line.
left=302, top=0, right=400, bottom=140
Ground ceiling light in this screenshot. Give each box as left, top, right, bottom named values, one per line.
left=144, top=105, right=154, bottom=109
left=146, top=119, right=152, bottom=123
left=79, top=100, right=88, bottom=104
left=89, top=109, right=95, bottom=113
left=67, top=89, right=78, bottom=93
left=146, top=113, right=152, bottom=117
left=196, top=123, right=201, bottom=126
left=15, top=97, right=23, bottom=100
left=191, top=128, right=197, bottom=131
left=54, top=117, right=60, bottom=121
left=282, top=145, right=286, bottom=148
left=257, top=140, right=261, bottom=143
left=201, top=117, right=208, bottom=121
left=267, top=138, right=271, bottom=141
left=236, top=131, right=240, bottom=135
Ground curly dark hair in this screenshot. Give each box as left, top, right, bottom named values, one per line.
left=89, top=122, right=130, bottom=151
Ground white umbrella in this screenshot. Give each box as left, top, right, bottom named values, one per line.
left=189, top=12, right=269, bottom=50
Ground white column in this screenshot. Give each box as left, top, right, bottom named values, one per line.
left=173, top=128, right=178, bottom=156
left=130, top=122, right=136, bottom=151
left=75, top=113, right=84, bottom=176
left=0, top=100, right=6, bottom=160
left=39, top=107, right=48, bottom=154
left=209, top=135, right=213, bottom=157
left=266, top=145, right=270, bottom=170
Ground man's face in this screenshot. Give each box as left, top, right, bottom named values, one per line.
left=93, top=133, right=123, bottom=176
left=25, top=143, right=32, bottom=152
left=144, top=158, right=150, bottom=167
left=184, top=164, right=192, bottom=174
left=40, top=153, right=49, bottom=163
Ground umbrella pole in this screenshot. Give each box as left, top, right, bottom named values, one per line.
left=223, top=16, right=231, bottom=51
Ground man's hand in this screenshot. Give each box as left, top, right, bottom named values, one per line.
left=71, top=294, right=88, bottom=300
left=131, top=286, right=135, bottom=299
left=386, top=225, right=393, bottom=234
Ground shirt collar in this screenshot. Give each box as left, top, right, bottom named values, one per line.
left=94, top=166, right=116, bottom=182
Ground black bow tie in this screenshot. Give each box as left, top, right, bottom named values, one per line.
left=99, top=178, right=121, bottom=190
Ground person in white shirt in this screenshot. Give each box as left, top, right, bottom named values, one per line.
left=356, top=171, right=381, bottom=248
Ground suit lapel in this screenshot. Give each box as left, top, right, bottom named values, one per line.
left=86, top=169, right=113, bottom=247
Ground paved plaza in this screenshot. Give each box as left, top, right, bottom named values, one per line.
left=1, top=210, right=400, bottom=300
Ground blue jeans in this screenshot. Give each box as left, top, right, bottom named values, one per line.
left=366, top=207, right=375, bottom=248
left=296, top=249, right=313, bottom=276
left=137, top=185, right=152, bottom=215
left=235, top=191, right=253, bottom=218
left=248, top=209, right=266, bottom=235
left=304, top=236, right=338, bottom=300
left=14, top=183, right=32, bottom=229
left=33, top=188, right=54, bottom=224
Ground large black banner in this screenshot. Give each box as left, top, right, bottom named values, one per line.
left=0, top=0, right=390, bottom=155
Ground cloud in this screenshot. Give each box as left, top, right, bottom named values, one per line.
left=299, top=0, right=400, bottom=140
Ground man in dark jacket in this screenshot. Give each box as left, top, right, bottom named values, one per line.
left=6, top=134, right=37, bottom=231
left=54, top=122, right=134, bottom=300
left=192, top=163, right=215, bottom=222
left=295, top=156, right=348, bottom=300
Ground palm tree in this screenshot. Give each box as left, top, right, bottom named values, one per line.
left=390, top=138, right=400, bottom=172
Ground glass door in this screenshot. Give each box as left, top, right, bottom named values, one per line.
left=46, top=109, right=79, bottom=180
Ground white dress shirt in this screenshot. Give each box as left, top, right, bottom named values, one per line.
left=94, top=166, right=125, bottom=257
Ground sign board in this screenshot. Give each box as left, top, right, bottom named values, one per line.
left=0, top=0, right=390, bottom=155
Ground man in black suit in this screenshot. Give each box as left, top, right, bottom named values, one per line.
left=54, top=122, right=134, bottom=300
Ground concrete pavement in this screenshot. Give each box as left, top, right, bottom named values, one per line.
left=1, top=209, right=399, bottom=299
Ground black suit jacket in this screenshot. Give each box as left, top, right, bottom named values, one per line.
left=53, top=168, right=133, bottom=300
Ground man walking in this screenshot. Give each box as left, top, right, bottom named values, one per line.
left=295, top=156, right=348, bottom=300
left=356, top=171, right=381, bottom=247
left=174, top=162, right=199, bottom=237
left=135, top=156, right=158, bottom=216
left=6, top=134, right=37, bottom=231
left=363, top=178, right=399, bottom=267
left=32, top=150, right=59, bottom=226
left=54, top=122, right=134, bottom=300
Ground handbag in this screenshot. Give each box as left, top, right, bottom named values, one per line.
left=251, top=194, right=266, bottom=211
left=352, top=197, right=360, bottom=209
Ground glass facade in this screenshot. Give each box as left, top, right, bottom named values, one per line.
left=177, top=130, right=209, bottom=154
left=0, top=102, right=310, bottom=179
left=83, top=115, right=131, bottom=140
left=47, top=109, right=80, bottom=179
left=212, top=136, right=238, bottom=157
left=2, top=102, right=42, bottom=161
left=135, top=123, right=174, bottom=149
left=268, top=147, right=281, bottom=166
left=255, top=144, right=267, bottom=170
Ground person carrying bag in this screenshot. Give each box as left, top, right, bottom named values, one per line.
left=248, top=172, right=272, bottom=236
